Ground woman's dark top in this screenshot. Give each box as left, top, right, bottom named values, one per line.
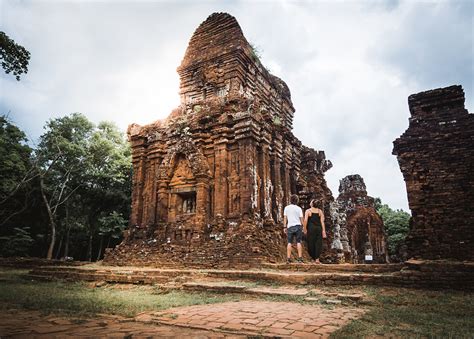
left=308, top=210, right=322, bottom=228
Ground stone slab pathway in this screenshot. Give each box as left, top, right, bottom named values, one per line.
left=0, top=309, right=240, bottom=338
left=142, top=300, right=366, bottom=337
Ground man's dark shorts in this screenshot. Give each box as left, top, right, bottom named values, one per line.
left=287, top=225, right=303, bottom=244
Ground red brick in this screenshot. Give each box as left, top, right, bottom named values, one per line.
left=271, top=322, right=290, bottom=329
left=286, top=322, right=306, bottom=331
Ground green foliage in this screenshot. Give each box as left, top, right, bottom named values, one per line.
left=34, top=113, right=131, bottom=260
left=0, top=116, right=34, bottom=235
left=98, top=212, right=127, bottom=239
left=375, top=198, right=411, bottom=256
left=0, top=113, right=131, bottom=260
left=272, top=115, right=282, bottom=126
left=87, top=120, right=131, bottom=188
left=249, top=42, right=262, bottom=62
left=0, top=31, right=30, bottom=81
left=0, top=227, right=34, bottom=257
left=249, top=42, right=272, bottom=73
left=0, top=116, right=31, bottom=200
left=37, top=112, right=94, bottom=177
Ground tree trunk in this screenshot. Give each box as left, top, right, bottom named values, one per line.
left=106, top=236, right=111, bottom=249
left=87, top=233, right=93, bottom=262
left=64, top=228, right=71, bottom=258
left=40, top=175, right=56, bottom=260
left=55, top=234, right=63, bottom=259
left=96, top=235, right=104, bottom=261
left=64, top=203, right=71, bottom=258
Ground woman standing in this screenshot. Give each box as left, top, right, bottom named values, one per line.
left=303, top=199, right=327, bottom=264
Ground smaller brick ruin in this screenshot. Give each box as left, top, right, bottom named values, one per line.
left=393, top=85, right=474, bottom=261
left=330, top=175, right=387, bottom=263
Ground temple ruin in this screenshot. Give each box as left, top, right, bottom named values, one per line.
left=393, top=85, right=474, bottom=261
left=330, top=175, right=387, bottom=263
left=104, top=12, right=334, bottom=267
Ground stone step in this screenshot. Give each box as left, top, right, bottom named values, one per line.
left=262, top=262, right=404, bottom=273
left=246, top=286, right=310, bottom=297
left=26, top=261, right=402, bottom=274
left=182, top=282, right=312, bottom=297
left=182, top=282, right=248, bottom=293
left=177, top=281, right=368, bottom=303
left=25, top=260, right=474, bottom=290
left=28, top=265, right=400, bottom=287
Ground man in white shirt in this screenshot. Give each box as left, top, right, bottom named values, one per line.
left=283, top=194, right=304, bottom=263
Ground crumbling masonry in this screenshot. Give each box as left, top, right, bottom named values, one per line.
left=330, top=175, right=387, bottom=263
left=104, top=13, right=334, bottom=267
left=393, top=85, right=474, bottom=261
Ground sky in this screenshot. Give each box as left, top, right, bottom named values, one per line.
left=1, top=0, right=472, bottom=211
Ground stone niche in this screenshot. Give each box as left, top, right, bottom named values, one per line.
left=393, top=85, right=474, bottom=261
left=104, top=13, right=334, bottom=267
left=330, top=175, right=388, bottom=263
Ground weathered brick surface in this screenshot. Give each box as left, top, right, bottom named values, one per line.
left=393, top=85, right=474, bottom=260
left=28, top=260, right=474, bottom=290
left=332, top=175, right=388, bottom=263
left=104, top=13, right=334, bottom=267
left=146, top=300, right=365, bottom=336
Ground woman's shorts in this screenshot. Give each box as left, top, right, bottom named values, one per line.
left=287, top=225, right=303, bottom=244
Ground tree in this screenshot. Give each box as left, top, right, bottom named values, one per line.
left=0, top=113, right=131, bottom=260
left=35, top=114, right=131, bottom=261
left=375, top=198, right=411, bottom=257
left=0, top=31, right=30, bottom=81
left=81, top=121, right=131, bottom=261
left=35, top=113, right=94, bottom=259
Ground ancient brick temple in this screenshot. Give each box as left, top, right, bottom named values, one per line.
left=104, top=13, right=333, bottom=267
left=393, top=85, right=474, bottom=261
left=330, top=175, right=387, bottom=263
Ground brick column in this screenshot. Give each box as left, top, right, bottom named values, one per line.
left=213, top=141, right=228, bottom=216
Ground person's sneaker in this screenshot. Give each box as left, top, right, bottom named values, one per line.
left=286, top=258, right=292, bottom=264
left=296, top=257, right=304, bottom=263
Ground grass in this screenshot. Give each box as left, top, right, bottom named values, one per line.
left=0, top=269, right=239, bottom=317
left=0, top=268, right=473, bottom=337
left=332, top=286, right=474, bottom=338
left=0, top=268, right=29, bottom=281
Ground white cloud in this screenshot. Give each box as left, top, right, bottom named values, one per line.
left=0, top=0, right=472, bottom=212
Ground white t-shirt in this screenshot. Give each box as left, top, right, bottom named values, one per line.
left=284, top=204, right=303, bottom=227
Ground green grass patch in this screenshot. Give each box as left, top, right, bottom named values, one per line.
left=332, top=287, right=474, bottom=338
left=0, top=268, right=29, bottom=281
left=0, top=270, right=239, bottom=317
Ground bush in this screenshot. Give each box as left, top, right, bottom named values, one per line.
left=0, top=227, right=34, bottom=257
